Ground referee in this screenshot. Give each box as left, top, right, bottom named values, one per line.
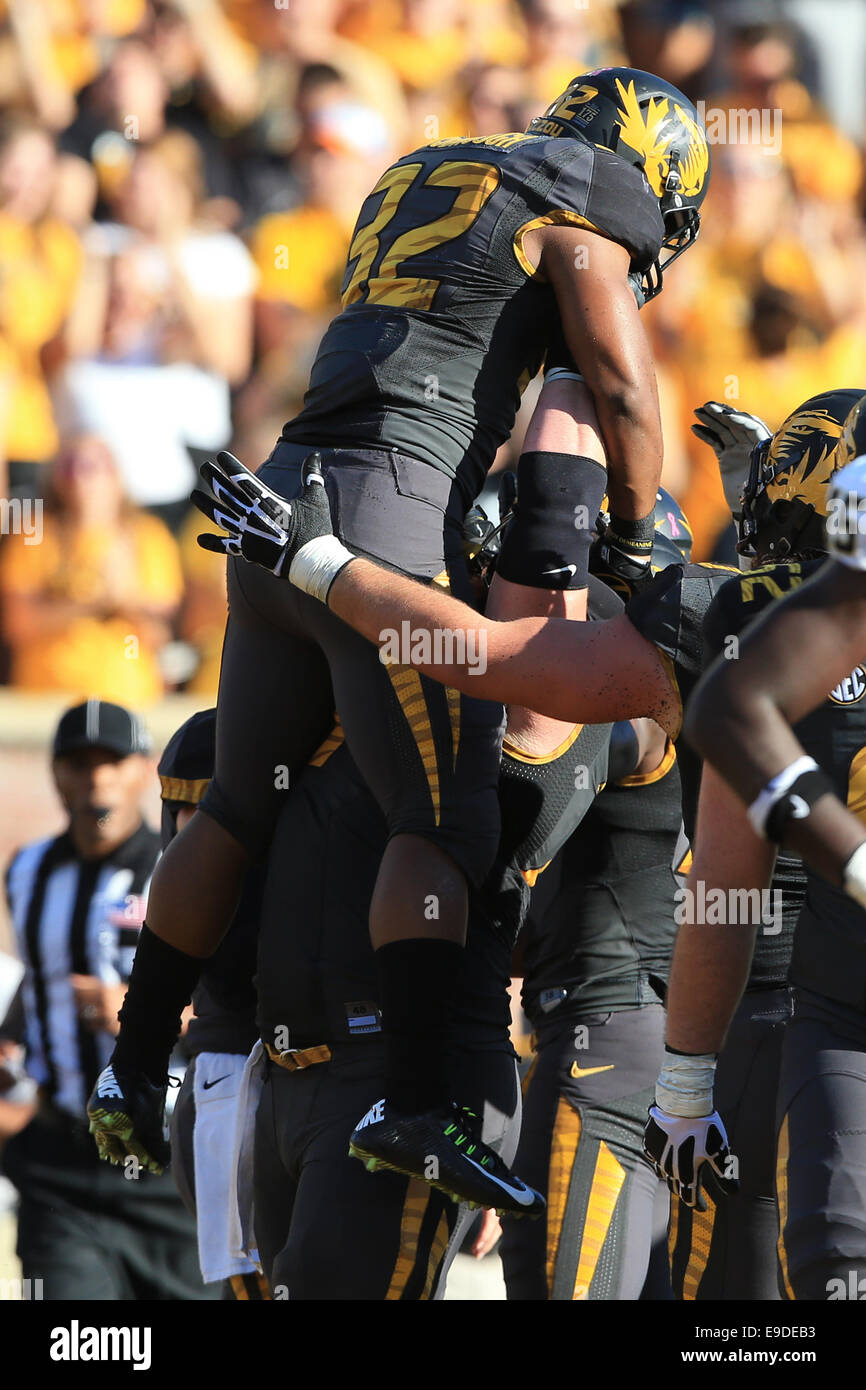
left=1, top=699, right=213, bottom=1300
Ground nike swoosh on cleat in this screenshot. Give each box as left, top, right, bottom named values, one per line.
left=571, top=1062, right=615, bottom=1080
left=459, top=1152, right=538, bottom=1207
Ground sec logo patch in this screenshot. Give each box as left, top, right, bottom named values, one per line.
left=829, top=666, right=866, bottom=705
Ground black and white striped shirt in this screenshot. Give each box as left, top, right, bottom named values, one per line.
left=5, top=824, right=158, bottom=1120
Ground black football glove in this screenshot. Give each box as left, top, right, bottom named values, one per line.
left=643, top=1105, right=739, bottom=1211
left=192, top=450, right=334, bottom=577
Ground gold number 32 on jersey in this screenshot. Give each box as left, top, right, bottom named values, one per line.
left=342, top=160, right=500, bottom=313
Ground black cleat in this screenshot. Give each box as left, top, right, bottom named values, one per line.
left=349, top=1099, right=545, bottom=1218
left=87, top=1064, right=170, bottom=1173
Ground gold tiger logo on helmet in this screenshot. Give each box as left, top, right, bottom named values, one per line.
left=614, top=78, right=709, bottom=200
left=763, top=407, right=846, bottom=516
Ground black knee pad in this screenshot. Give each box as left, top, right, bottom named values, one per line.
left=497, top=452, right=607, bottom=590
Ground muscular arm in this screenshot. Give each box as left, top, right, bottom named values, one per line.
left=665, top=765, right=777, bottom=1055
left=327, top=558, right=681, bottom=732
left=534, top=225, right=663, bottom=521
left=685, top=560, right=866, bottom=883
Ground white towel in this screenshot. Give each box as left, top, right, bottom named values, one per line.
left=193, top=1050, right=259, bottom=1282
left=227, top=1040, right=266, bottom=1271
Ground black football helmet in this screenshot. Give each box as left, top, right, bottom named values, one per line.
left=462, top=472, right=519, bottom=585
left=591, top=485, right=692, bottom=598
left=527, top=67, right=710, bottom=301
left=833, top=391, right=866, bottom=473
left=653, top=485, right=693, bottom=565
left=738, top=388, right=865, bottom=562
left=157, top=707, right=215, bottom=844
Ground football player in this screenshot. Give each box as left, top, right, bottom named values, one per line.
left=500, top=515, right=685, bottom=1301
left=158, top=712, right=269, bottom=1300
left=650, top=393, right=866, bottom=1298
left=645, top=396, right=861, bottom=1299
left=92, top=68, right=710, bottom=1213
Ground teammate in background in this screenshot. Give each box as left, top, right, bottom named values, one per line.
left=504, top=672, right=679, bottom=1300
left=500, top=505, right=685, bottom=1301
left=648, top=394, right=866, bottom=1298
left=92, top=69, right=710, bottom=1213
left=686, top=476, right=866, bottom=890
left=645, top=397, right=864, bottom=1298
left=156, top=711, right=269, bottom=1300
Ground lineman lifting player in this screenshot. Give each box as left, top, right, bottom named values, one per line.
left=90, top=67, right=711, bottom=1213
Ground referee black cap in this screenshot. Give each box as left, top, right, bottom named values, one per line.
left=53, top=699, right=153, bottom=759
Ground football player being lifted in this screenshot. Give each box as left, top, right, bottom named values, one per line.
left=91, top=70, right=710, bottom=1215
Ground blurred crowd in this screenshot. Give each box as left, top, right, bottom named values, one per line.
left=0, top=0, right=864, bottom=705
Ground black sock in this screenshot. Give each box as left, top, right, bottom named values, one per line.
left=111, top=924, right=204, bottom=1085
left=375, top=938, right=464, bottom=1113
left=608, top=511, right=656, bottom=563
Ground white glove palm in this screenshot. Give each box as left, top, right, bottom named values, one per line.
left=692, top=401, right=771, bottom=520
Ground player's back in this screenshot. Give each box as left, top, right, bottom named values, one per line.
left=281, top=132, right=663, bottom=506
left=522, top=742, right=681, bottom=1024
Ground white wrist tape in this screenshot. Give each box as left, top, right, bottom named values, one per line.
left=545, top=367, right=584, bottom=384
left=655, top=1049, right=717, bottom=1118
left=288, top=535, right=355, bottom=605
left=843, top=842, right=866, bottom=910
left=747, top=756, right=820, bottom=839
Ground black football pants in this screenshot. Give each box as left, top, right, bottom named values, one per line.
left=200, top=443, right=504, bottom=889
left=500, top=1004, right=670, bottom=1300
left=252, top=1038, right=519, bottom=1300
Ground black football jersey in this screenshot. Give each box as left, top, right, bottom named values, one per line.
left=482, top=719, right=614, bottom=950
left=703, top=560, right=866, bottom=1007
left=476, top=577, right=622, bottom=947
left=255, top=715, right=616, bottom=1046
left=255, top=739, right=514, bottom=1048
left=281, top=132, right=663, bottom=506
left=522, top=739, right=682, bottom=1027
